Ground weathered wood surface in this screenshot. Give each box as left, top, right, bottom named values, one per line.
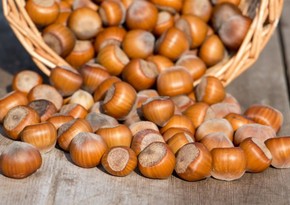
left=1, top=3, right=290, bottom=205
left=280, top=0, right=290, bottom=91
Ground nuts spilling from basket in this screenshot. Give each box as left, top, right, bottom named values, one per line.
left=1, top=68, right=289, bottom=181
left=1, top=0, right=288, bottom=181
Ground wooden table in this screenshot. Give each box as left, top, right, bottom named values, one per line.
left=1, top=2, right=290, bottom=205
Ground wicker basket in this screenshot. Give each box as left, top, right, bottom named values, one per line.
left=2, top=0, right=284, bottom=86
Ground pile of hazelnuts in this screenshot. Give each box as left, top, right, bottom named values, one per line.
left=1, top=0, right=289, bottom=182
left=0, top=69, right=289, bottom=181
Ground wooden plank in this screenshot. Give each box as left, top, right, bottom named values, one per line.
left=280, top=0, right=290, bottom=94
left=1, top=4, right=290, bottom=205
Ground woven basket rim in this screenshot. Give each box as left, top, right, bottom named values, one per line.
left=2, top=0, right=284, bottom=86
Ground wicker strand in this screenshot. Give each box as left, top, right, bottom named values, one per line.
left=223, top=0, right=283, bottom=85
left=16, top=0, right=41, bottom=36
left=223, top=13, right=259, bottom=82
left=5, top=0, right=70, bottom=69
left=250, top=0, right=266, bottom=58
left=8, top=22, right=56, bottom=68
left=269, top=0, right=276, bottom=23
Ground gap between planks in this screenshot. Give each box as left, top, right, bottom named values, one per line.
left=277, top=23, right=290, bottom=105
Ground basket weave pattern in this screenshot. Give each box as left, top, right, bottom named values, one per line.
left=2, top=0, right=284, bottom=86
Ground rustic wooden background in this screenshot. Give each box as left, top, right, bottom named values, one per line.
left=1, top=2, right=290, bottom=205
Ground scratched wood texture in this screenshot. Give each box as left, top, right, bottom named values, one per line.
left=281, top=0, right=290, bottom=86
left=1, top=2, right=290, bottom=205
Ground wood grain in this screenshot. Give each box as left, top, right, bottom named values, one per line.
left=280, top=0, right=290, bottom=93
left=1, top=3, right=290, bottom=205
